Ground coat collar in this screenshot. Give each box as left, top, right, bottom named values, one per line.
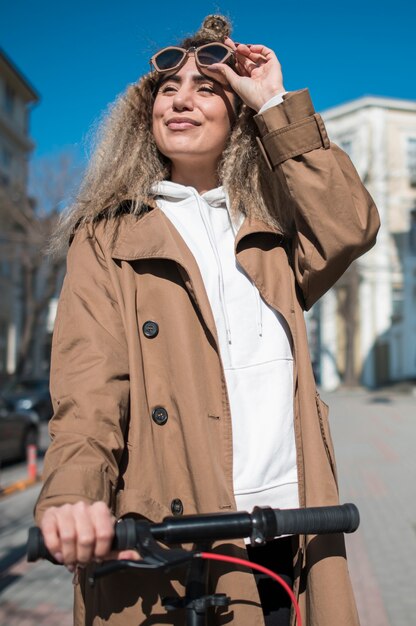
left=110, top=208, right=290, bottom=343
left=111, top=208, right=187, bottom=263
left=111, top=208, right=220, bottom=346
left=235, top=216, right=283, bottom=252
left=233, top=217, right=293, bottom=327
left=111, top=208, right=283, bottom=263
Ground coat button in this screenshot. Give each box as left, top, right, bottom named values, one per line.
left=152, top=406, right=168, bottom=426
left=171, top=499, right=184, bottom=516
left=143, top=321, right=159, bottom=338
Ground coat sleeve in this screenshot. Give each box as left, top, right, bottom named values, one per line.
left=34, top=225, right=129, bottom=525
left=254, top=89, right=380, bottom=310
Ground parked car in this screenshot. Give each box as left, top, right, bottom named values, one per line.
left=0, top=395, right=40, bottom=463
left=3, top=378, right=53, bottom=422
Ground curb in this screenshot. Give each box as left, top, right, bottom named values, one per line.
left=0, top=476, right=42, bottom=499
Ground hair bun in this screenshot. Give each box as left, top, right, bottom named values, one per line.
left=199, top=14, right=232, bottom=40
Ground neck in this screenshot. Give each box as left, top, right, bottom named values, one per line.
left=170, top=162, right=219, bottom=194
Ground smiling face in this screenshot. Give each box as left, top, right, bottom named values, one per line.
left=152, top=56, right=237, bottom=180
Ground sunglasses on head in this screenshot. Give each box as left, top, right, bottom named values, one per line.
left=150, top=43, right=235, bottom=74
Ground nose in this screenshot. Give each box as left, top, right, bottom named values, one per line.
left=172, top=85, right=194, bottom=111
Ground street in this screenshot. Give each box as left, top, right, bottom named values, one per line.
left=0, top=389, right=415, bottom=625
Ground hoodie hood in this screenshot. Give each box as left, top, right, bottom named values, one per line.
left=153, top=180, right=228, bottom=210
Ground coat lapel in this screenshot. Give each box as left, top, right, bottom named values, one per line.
left=111, top=209, right=221, bottom=347
left=111, top=210, right=295, bottom=347
left=235, top=218, right=295, bottom=326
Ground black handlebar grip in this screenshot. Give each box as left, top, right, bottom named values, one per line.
left=113, top=518, right=138, bottom=551
left=274, top=503, right=359, bottom=536
left=27, top=504, right=359, bottom=562
left=27, top=520, right=137, bottom=563
left=27, top=526, right=55, bottom=563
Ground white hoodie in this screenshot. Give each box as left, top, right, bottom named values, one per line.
left=153, top=181, right=299, bottom=514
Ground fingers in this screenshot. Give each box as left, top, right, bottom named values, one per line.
left=236, top=54, right=261, bottom=78
left=241, top=44, right=275, bottom=57
left=41, top=507, right=63, bottom=561
left=237, top=44, right=275, bottom=71
left=73, top=502, right=96, bottom=563
left=89, top=501, right=115, bottom=559
left=40, top=501, right=115, bottom=567
left=207, top=63, right=241, bottom=91
left=224, top=36, right=236, bottom=51
left=113, top=549, right=140, bottom=560
left=202, top=64, right=237, bottom=87
left=52, top=503, right=78, bottom=564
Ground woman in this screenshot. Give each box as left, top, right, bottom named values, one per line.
left=35, top=14, right=379, bottom=626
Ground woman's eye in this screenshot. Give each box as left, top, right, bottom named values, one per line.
left=199, top=85, right=215, bottom=93
left=160, top=84, right=177, bottom=93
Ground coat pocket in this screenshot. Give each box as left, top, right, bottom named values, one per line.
left=315, top=392, right=338, bottom=485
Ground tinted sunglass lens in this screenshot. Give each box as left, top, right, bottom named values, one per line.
left=197, top=45, right=229, bottom=66
left=155, top=49, right=185, bottom=71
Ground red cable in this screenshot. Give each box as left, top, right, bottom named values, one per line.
left=199, top=551, right=302, bottom=626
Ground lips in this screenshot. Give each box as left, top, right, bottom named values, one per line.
left=166, top=117, right=201, bottom=130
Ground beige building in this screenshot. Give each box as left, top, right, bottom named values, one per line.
left=313, top=95, right=416, bottom=389
left=0, top=48, right=39, bottom=378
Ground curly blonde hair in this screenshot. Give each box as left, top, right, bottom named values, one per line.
left=51, top=15, right=293, bottom=253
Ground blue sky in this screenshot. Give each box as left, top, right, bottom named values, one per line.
left=1, top=0, right=415, bottom=164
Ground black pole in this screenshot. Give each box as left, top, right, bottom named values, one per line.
left=185, top=555, right=210, bottom=626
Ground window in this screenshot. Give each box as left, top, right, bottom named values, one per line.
left=409, top=209, right=416, bottom=254
left=4, top=83, right=15, bottom=116
left=0, top=171, right=10, bottom=186
left=1, top=147, right=12, bottom=171
left=0, top=147, right=12, bottom=187
left=407, top=138, right=416, bottom=187
left=391, top=284, right=404, bottom=322
left=0, top=259, right=11, bottom=278
left=0, top=320, right=7, bottom=374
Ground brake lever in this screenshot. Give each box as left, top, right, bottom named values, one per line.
left=89, top=520, right=195, bottom=585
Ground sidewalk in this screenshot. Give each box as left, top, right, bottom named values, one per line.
left=0, top=485, right=73, bottom=625
left=325, top=388, right=416, bottom=626
left=0, top=422, right=73, bottom=625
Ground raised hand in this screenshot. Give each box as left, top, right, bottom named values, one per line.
left=208, top=37, right=286, bottom=112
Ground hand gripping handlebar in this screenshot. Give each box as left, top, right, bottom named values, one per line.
left=27, top=503, right=359, bottom=563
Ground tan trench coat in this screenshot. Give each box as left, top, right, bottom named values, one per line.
left=35, top=90, right=380, bottom=626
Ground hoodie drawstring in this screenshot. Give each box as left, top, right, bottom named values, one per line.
left=193, top=190, right=233, bottom=346
left=153, top=181, right=264, bottom=347
left=224, top=191, right=263, bottom=339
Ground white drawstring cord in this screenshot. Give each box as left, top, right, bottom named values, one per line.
left=224, top=191, right=263, bottom=339
left=194, top=191, right=233, bottom=346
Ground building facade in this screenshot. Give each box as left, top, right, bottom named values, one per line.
left=0, top=48, right=39, bottom=379
left=315, top=95, right=416, bottom=389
